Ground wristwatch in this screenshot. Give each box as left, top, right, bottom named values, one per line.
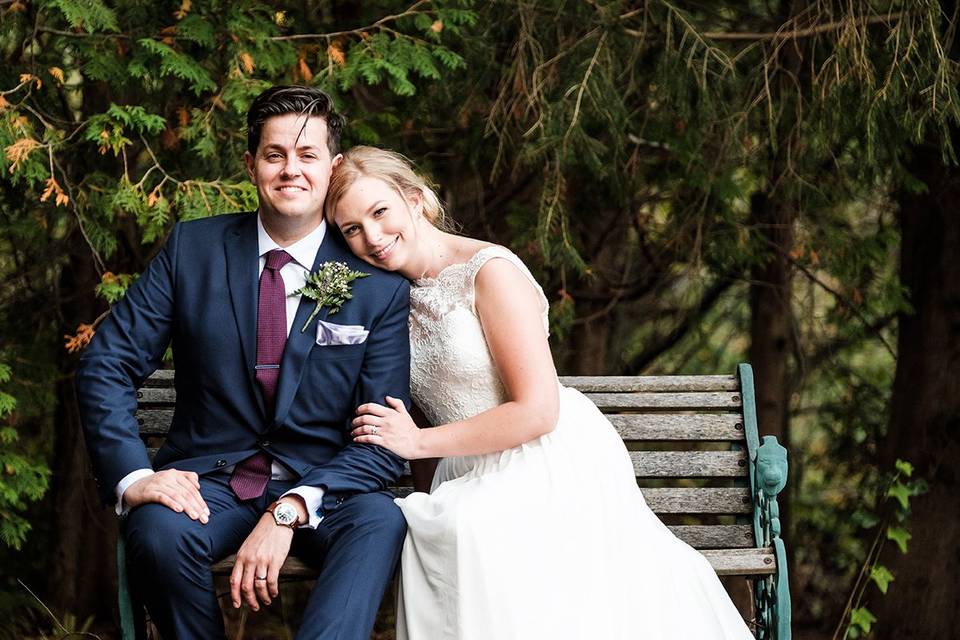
left=266, top=500, right=300, bottom=529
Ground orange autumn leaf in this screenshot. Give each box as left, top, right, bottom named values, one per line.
left=788, top=245, right=805, bottom=260
left=147, top=186, right=163, bottom=208
left=160, top=126, right=180, bottom=150
left=39, top=177, right=69, bottom=206
left=4, top=137, right=40, bottom=173
left=240, top=52, right=255, bottom=74
left=431, top=20, right=444, bottom=33
left=327, top=43, right=346, bottom=67
left=0, top=95, right=9, bottom=112
left=174, top=0, right=191, bottom=20
left=808, top=249, right=820, bottom=266
left=64, top=323, right=95, bottom=354
left=49, top=67, right=65, bottom=84
left=101, top=271, right=119, bottom=285
left=11, top=115, right=29, bottom=130
left=298, top=57, right=314, bottom=82
left=177, top=106, right=190, bottom=128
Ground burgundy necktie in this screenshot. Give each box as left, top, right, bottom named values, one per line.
left=230, top=248, right=294, bottom=501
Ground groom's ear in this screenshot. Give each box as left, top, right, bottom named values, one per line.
left=331, top=153, right=343, bottom=169
left=244, top=150, right=256, bottom=183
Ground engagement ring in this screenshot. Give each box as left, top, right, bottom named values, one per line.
left=372, top=426, right=380, bottom=435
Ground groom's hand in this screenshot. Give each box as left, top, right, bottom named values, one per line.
left=230, top=497, right=305, bottom=610
left=125, top=469, right=209, bottom=523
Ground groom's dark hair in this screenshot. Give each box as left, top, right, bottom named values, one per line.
left=246, top=85, right=345, bottom=157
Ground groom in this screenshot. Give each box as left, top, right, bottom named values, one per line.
left=77, top=86, right=410, bottom=639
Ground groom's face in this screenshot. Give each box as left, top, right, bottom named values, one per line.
left=244, top=114, right=342, bottom=232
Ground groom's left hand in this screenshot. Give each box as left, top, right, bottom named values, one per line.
left=230, top=511, right=297, bottom=610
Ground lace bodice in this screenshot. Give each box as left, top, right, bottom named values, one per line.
left=409, top=245, right=549, bottom=427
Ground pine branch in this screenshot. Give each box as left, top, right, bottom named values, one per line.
left=628, top=12, right=906, bottom=42
left=269, top=0, right=432, bottom=41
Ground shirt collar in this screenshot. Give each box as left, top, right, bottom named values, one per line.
left=256, top=215, right=326, bottom=270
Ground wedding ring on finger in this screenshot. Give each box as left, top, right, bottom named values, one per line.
left=255, top=576, right=267, bottom=581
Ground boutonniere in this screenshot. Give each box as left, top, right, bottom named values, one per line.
left=295, top=261, right=370, bottom=333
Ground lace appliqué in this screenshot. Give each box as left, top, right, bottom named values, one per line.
left=409, top=246, right=549, bottom=427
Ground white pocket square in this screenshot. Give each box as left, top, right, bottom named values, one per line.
left=315, top=319, right=369, bottom=346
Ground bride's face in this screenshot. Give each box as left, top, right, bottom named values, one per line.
left=332, top=175, right=424, bottom=275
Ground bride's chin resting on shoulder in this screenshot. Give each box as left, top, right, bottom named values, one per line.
left=351, top=252, right=559, bottom=461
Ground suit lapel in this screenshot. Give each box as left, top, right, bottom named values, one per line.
left=224, top=214, right=267, bottom=421
left=272, top=231, right=346, bottom=426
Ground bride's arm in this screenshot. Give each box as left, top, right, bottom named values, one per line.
left=352, top=258, right=559, bottom=459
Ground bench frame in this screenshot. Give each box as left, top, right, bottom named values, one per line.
left=117, top=363, right=790, bottom=639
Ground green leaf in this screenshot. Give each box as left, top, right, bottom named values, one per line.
left=869, top=564, right=895, bottom=594
left=47, top=0, right=119, bottom=33
left=887, top=482, right=911, bottom=510
left=886, top=526, right=912, bottom=554
left=851, top=509, right=880, bottom=529
left=895, top=459, right=914, bottom=477
left=849, top=607, right=877, bottom=634
left=0, top=364, right=11, bottom=384
left=137, top=39, right=216, bottom=95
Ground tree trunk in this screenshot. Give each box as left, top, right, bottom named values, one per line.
left=48, top=238, right=117, bottom=625
left=747, top=190, right=794, bottom=445
left=871, top=134, right=960, bottom=638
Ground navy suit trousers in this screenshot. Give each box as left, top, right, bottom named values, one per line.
left=123, top=473, right=406, bottom=640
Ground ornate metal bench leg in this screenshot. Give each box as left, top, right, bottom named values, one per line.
left=753, top=436, right=791, bottom=639
left=117, top=537, right=145, bottom=640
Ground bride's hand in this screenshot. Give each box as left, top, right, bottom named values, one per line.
left=351, top=396, right=422, bottom=460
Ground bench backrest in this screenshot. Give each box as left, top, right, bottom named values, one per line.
left=136, top=365, right=771, bottom=571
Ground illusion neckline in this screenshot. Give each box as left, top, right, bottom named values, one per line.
left=412, top=244, right=501, bottom=288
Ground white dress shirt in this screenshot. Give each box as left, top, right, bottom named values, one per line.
left=115, top=215, right=329, bottom=528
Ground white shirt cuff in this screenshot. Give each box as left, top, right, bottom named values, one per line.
left=282, top=486, right=325, bottom=529
left=115, top=468, right=155, bottom=516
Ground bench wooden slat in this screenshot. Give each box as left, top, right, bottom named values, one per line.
left=586, top=391, right=743, bottom=411
left=560, top=375, right=739, bottom=392
left=701, top=548, right=777, bottom=576
left=640, top=487, right=752, bottom=514
left=668, top=525, right=755, bottom=549
left=607, top=414, right=745, bottom=441
left=209, top=544, right=772, bottom=577
left=631, top=451, right=747, bottom=477
left=136, top=411, right=749, bottom=441
left=137, top=409, right=174, bottom=436
left=137, top=388, right=176, bottom=404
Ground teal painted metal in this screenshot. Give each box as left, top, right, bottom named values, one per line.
left=117, top=538, right=137, bottom=640
left=737, top=364, right=791, bottom=640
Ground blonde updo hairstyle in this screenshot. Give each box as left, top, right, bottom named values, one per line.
left=325, top=145, right=448, bottom=230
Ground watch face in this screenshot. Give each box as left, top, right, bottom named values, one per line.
left=274, top=503, right=298, bottom=526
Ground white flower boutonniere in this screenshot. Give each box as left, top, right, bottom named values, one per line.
left=296, top=261, right=370, bottom=333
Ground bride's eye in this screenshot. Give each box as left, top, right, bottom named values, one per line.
left=373, top=207, right=387, bottom=218
left=342, top=224, right=359, bottom=237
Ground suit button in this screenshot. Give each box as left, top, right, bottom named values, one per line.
left=215, top=459, right=227, bottom=468
left=259, top=440, right=271, bottom=448
left=336, top=497, right=344, bottom=506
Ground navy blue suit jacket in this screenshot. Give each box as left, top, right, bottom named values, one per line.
left=77, top=213, right=410, bottom=516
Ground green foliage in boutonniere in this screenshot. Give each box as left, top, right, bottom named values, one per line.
left=296, top=261, right=370, bottom=333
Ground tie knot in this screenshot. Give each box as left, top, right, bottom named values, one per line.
left=265, top=249, right=293, bottom=271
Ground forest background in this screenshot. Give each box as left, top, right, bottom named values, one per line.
left=1, top=0, right=958, bottom=638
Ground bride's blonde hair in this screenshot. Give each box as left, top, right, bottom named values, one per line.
left=325, top=146, right=448, bottom=229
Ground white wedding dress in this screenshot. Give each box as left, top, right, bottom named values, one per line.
left=395, top=246, right=753, bottom=640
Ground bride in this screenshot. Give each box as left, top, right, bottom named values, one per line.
left=324, top=146, right=753, bottom=640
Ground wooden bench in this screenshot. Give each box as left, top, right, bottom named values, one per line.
left=120, top=363, right=790, bottom=639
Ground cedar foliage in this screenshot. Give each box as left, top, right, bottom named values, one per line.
left=1, top=0, right=958, bottom=637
